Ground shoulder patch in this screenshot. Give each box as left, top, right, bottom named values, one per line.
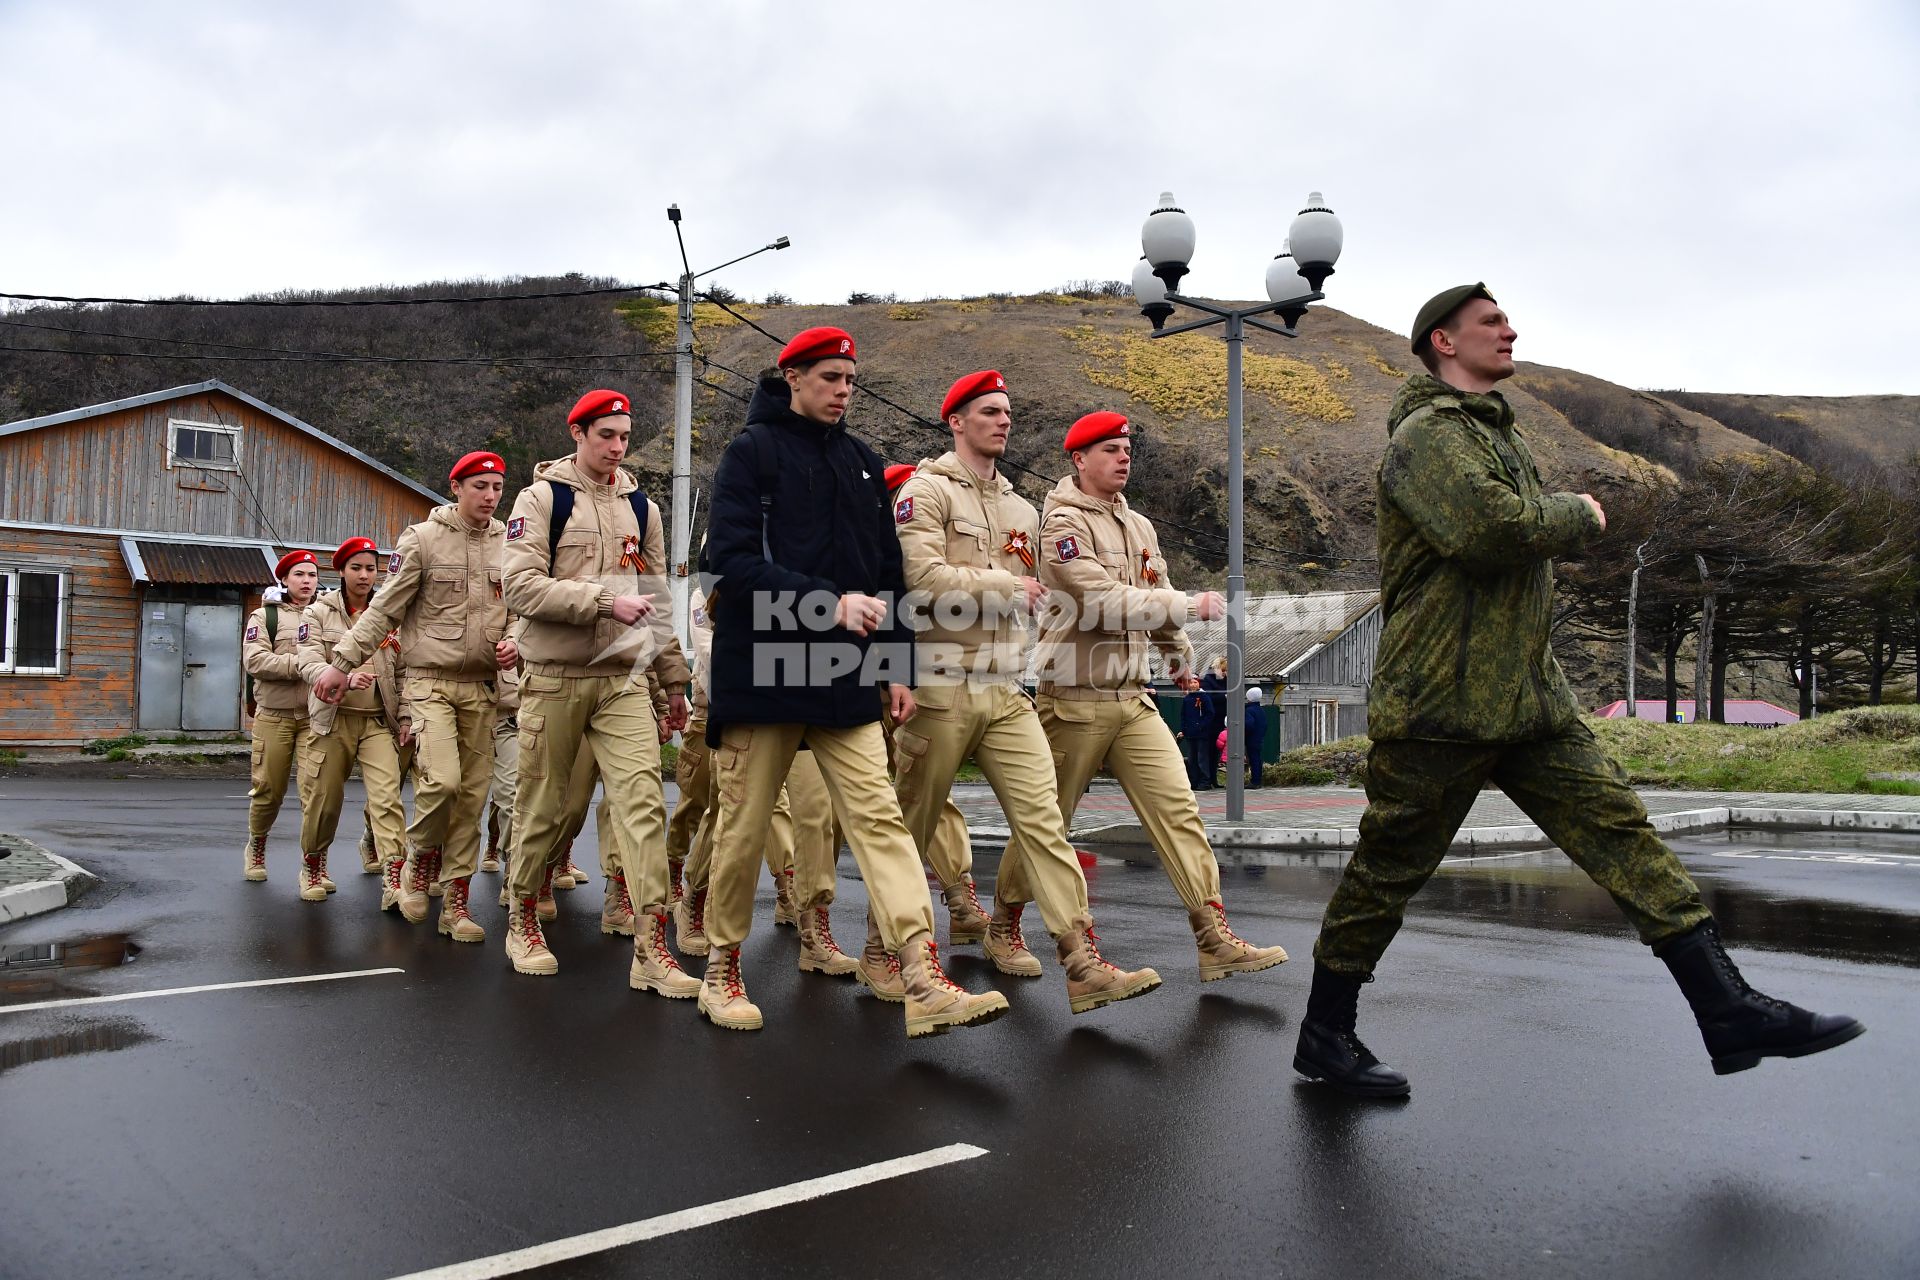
left=1055, top=535, right=1081, bottom=562
left=297, top=622, right=310, bottom=643
left=388, top=550, right=403, bottom=573
left=894, top=496, right=914, bottom=524
left=246, top=625, right=259, bottom=642
left=506, top=516, right=527, bottom=541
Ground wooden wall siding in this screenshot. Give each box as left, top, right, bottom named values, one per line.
left=0, top=390, right=436, bottom=548
left=1288, top=608, right=1381, bottom=689
left=0, top=530, right=138, bottom=744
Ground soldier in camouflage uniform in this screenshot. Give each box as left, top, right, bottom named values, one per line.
left=1294, top=284, right=1864, bottom=1097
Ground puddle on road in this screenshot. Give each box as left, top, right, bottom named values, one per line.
left=0, top=933, right=141, bottom=1003
left=1069, top=834, right=1920, bottom=969
left=0, top=1018, right=155, bottom=1073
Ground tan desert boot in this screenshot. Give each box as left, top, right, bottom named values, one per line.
left=984, top=901, right=1043, bottom=978
left=668, top=857, right=685, bottom=905
left=320, top=854, right=337, bottom=894
left=359, top=826, right=380, bottom=874
left=631, top=912, right=702, bottom=998
left=856, top=909, right=904, bottom=1003
left=942, top=875, right=989, bottom=945
left=900, top=938, right=1010, bottom=1038
left=673, top=886, right=710, bottom=956
left=379, top=856, right=406, bottom=913
left=398, top=848, right=433, bottom=924
left=480, top=812, right=502, bottom=873
left=553, top=842, right=578, bottom=890
left=299, top=854, right=330, bottom=903
left=438, top=876, right=486, bottom=943
left=426, top=846, right=444, bottom=898
left=1058, top=922, right=1162, bottom=1014
left=772, top=869, right=798, bottom=928
left=242, top=834, right=268, bottom=882
left=536, top=862, right=557, bottom=922
left=505, top=896, right=558, bottom=976
left=601, top=873, right=636, bottom=936
left=698, top=946, right=763, bottom=1031
left=797, top=907, right=858, bottom=977
left=1189, top=899, right=1288, bottom=982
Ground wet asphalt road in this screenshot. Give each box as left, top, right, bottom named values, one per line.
left=1, top=777, right=1916, bottom=1280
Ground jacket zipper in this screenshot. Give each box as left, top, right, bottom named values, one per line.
left=1455, top=588, right=1476, bottom=688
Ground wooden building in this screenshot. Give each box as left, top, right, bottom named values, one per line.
left=0, top=380, right=442, bottom=746
left=1171, top=590, right=1382, bottom=751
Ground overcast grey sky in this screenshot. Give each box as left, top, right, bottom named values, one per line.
left=3, top=0, right=1915, bottom=396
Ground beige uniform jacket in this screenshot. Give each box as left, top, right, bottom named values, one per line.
left=243, top=602, right=311, bottom=714
left=502, top=456, right=690, bottom=689
left=330, top=504, right=507, bottom=680
left=894, top=451, right=1036, bottom=685
left=689, top=580, right=713, bottom=714
left=298, top=589, right=409, bottom=736
left=1034, top=474, right=1195, bottom=698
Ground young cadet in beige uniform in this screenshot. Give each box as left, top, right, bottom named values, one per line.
left=314, top=452, right=513, bottom=943
left=295, top=537, right=412, bottom=905
left=890, top=372, right=1160, bottom=1015
left=241, top=551, right=321, bottom=885
left=500, top=389, right=694, bottom=992
left=996, top=410, right=1289, bottom=983
left=700, top=326, right=1006, bottom=1037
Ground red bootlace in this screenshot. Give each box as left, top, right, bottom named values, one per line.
left=425, top=848, right=443, bottom=885
left=248, top=837, right=268, bottom=868
left=718, top=948, right=747, bottom=1000
left=612, top=874, right=633, bottom=915
left=963, top=879, right=985, bottom=915
left=813, top=908, right=848, bottom=957
left=648, top=914, right=682, bottom=969
left=689, top=888, right=707, bottom=930
left=385, top=859, right=403, bottom=890
left=303, top=854, right=324, bottom=885
left=408, top=853, right=433, bottom=894
left=1084, top=926, right=1124, bottom=974
left=539, top=863, right=554, bottom=900
left=518, top=897, right=548, bottom=947
left=1208, top=900, right=1249, bottom=946
left=446, top=878, right=472, bottom=921
left=1004, top=903, right=1031, bottom=953
left=923, top=940, right=965, bottom=994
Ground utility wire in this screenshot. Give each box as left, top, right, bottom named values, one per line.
left=0, top=342, right=680, bottom=378
left=0, top=282, right=676, bottom=307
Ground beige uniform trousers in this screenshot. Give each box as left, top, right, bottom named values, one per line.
left=406, top=677, right=497, bottom=883
left=893, top=681, right=1091, bottom=937
left=783, top=748, right=842, bottom=912
left=554, top=738, right=650, bottom=883
left=298, top=712, right=406, bottom=861
left=667, top=711, right=710, bottom=865
left=707, top=721, right=934, bottom=953
left=489, top=713, right=518, bottom=850
left=511, top=674, right=670, bottom=910
left=998, top=692, right=1222, bottom=914
left=247, top=709, right=307, bottom=839
left=686, top=768, right=797, bottom=893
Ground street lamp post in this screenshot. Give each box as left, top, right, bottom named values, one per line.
left=666, top=204, right=790, bottom=650
left=1132, top=191, right=1344, bottom=822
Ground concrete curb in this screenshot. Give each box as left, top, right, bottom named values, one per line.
left=1054, top=805, right=1920, bottom=855
left=0, top=837, right=99, bottom=925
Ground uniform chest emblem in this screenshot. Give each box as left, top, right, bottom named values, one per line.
left=297, top=622, right=310, bottom=643
left=1056, top=535, right=1081, bottom=563
left=506, top=516, right=526, bottom=542
left=895, top=496, right=914, bottom=524
left=388, top=550, right=404, bottom=573
left=1140, top=548, right=1159, bottom=585
left=246, top=625, right=259, bottom=642
left=1003, top=529, right=1034, bottom=570
left=619, top=535, right=646, bottom=572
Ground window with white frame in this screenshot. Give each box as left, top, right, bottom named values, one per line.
left=0, top=567, right=68, bottom=675
left=168, top=419, right=242, bottom=471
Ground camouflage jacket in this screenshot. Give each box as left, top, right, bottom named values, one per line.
left=1368, top=375, right=1601, bottom=743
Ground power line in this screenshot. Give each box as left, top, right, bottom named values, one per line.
left=0, top=282, right=676, bottom=308
left=0, top=342, right=679, bottom=377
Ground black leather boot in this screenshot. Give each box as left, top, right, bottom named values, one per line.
left=1656, top=920, right=1864, bottom=1075
left=1293, top=962, right=1411, bottom=1098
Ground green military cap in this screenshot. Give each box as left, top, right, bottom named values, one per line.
left=1410, top=282, right=1497, bottom=355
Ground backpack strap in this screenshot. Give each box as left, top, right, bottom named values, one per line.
left=265, top=603, right=279, bottom=648
left=546, top=480, right=575, bottom=567
left=626, top=488, right=649, bottom=544
left=742, top=423, right=778, bottom=561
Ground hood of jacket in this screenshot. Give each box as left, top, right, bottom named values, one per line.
left=1045, top=471, right=1129, bottom=518
left=920, top=449, right=1014, bottom=497
left=530, top=453, right=637, bottom=497
left=1386, top=373, right=1513, bottom=439
left=428, top=502, right=505, bottom=538
left=746, top=373, right=843, bottom=440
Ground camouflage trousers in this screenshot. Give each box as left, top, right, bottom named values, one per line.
left=1313, top=724, right=1710, bottom=976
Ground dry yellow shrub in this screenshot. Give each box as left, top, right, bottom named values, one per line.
left=888, top=305, right=928, bottom=321
left=1062, top=326, right=1352, bottom=421
left=1324, top=359, right=1352, bottom=381
left=1365, top=351, right=1408, bottom=378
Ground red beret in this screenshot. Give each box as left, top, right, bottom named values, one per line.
left=274, top=550, right=316, bottom=581
left=449, top=451, right=505, bottom=483
left=883, top=464, right=917, bottom=493
left=1064, top=411, right=1131, bottom=454
left=567, top=389, right=632, bottom=426
left=332, top=537, right=378, bottom=571
left=778, top=326, right=856, bottom=367
left=941, top=370, right=1008, bottom=420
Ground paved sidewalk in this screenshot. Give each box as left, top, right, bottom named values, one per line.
left=0, top=833, right=98, bottom=924
left=948, top=782, right=1920, bottom=853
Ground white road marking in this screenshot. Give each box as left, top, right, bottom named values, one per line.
left=0, top=967, right=405, bottom=1014
left=1439, top=850, right=1541, bottom=865
left=1713, top=851, right=1920, bottom=867
left=385, top=1143, right=990, bottom=1280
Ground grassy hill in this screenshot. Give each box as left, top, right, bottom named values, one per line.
left=2, top=276, right=1912, bottom=605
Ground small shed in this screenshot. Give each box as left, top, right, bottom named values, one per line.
left=0, top=380, right=442, bottom=746
left=1168, top=590, right=1382, bottom=750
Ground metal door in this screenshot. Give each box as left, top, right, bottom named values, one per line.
left=182, top=604, right=243, bottom=731
left=137, top=602, right=186, bottom=730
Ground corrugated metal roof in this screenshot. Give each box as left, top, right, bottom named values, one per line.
left=1183, top=590, right=1381, bottom=679
left=121, top=538, right=278, bottom=586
